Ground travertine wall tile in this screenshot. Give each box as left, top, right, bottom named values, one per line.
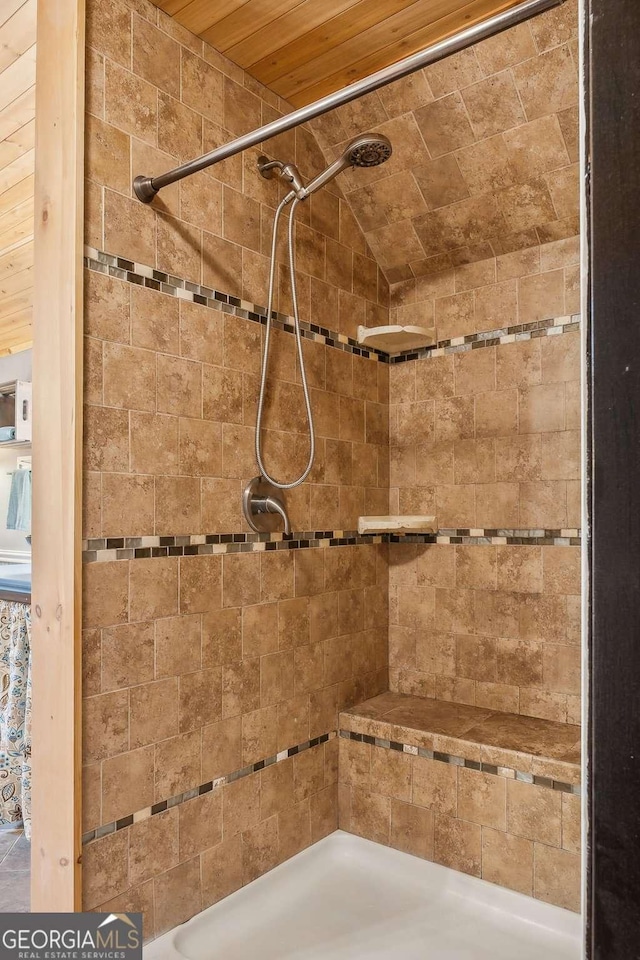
left=83, top=0, right=582, bottom=926
left=83, top=0, right=391, bottom=921
left=339, top=737, right=580, bottom=912
left=311, top=1, right=579, bottom=283
left=389, top=316, right=580, bottom=723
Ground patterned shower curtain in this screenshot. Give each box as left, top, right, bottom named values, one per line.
left=0, top=601, right=31, bottom=839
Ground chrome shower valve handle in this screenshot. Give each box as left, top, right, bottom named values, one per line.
left=242, top=477, right=291, bottom=535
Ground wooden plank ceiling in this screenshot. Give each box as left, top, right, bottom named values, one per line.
left=0, top=0, right=36, bottom=356
left=158, top=0, right=527, bottom=106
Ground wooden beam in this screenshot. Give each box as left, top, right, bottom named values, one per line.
left=31, top=0, right=84, bottom=912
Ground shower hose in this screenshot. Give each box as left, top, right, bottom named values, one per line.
left=255, top=194, right=315, bottom=489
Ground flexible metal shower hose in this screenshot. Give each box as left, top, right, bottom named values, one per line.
left=255, top=195, right=315, bottom=489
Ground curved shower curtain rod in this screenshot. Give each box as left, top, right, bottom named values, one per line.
left=133, top=0, right=565, bottom=204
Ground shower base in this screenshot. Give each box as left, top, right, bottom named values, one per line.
left=145, top=831, right=581, bottom=960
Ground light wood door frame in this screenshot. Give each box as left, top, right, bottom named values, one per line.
left=30, top=0, right=85, bottom=911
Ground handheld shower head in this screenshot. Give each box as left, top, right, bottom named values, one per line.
left=344, top=133, right=393, bottom=168
left=300, top=133, right=392, bottom=198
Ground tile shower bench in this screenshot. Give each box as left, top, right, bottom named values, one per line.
left=338, top=692, right=581, bottom=912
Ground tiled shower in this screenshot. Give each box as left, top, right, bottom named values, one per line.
left=81, top=0, right=582, bottom=943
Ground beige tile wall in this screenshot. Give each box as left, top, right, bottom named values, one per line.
left=311, top=1, right=579, bottom=284
left=84, top=0, right=392, bottom=541
left=82, top=0, right=390, bottom=926
left=389, top=326, right=580, bottom=528
left=85, top=0, right=389, bottom=336
left=388, top=540, right=581, bottom=724
left=82, top=544, right=389, bottom=927
left=339, top=736, right=581, bottom=912
left=84, top=267, right=390, bottom=538
left=388, top=234, right=579, bottom=342
left=81, top=0, right=583, bottom=928
left=387, top=263, right=581, bottom=725
left=84, top=739, right=338, bottom=938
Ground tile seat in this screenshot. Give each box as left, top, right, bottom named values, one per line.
left=340, top=692, right=581, bottom=785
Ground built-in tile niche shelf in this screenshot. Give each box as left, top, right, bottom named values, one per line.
left=357, top=324, right=435, bottom=353
left=358, top=516, right=437, bottom=535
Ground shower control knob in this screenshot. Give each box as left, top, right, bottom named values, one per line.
left=242, top=477, right=291, bottom=535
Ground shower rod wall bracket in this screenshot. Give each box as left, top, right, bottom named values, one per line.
left=133, top=176, right=159, bottom=203
left=131, top=0, right=565, bottom=203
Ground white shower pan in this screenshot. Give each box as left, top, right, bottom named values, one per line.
left=145, top=831, right=581, bottom=960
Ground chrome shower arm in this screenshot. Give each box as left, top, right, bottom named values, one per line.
left=133, top=0, right=565, bottom=203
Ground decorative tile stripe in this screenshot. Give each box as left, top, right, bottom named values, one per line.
left=82, top=731, right=335, bottom=846
left=391, top=528, right=582, bottom=547
left=84, top=247, right=388, bottom=363
left=81, top=530, right=383, bottom=563
left=389, top=314, right=581, bottom=363
left=81, top=528, right=581, bottom=563
left=84, top=246, right=580, bottom=363
left=339, top=730, right=581, bottom=795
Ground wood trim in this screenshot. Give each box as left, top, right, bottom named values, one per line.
left=31, top=0, right=85, bottom=912
left=586, top=0, right=640, bottom=955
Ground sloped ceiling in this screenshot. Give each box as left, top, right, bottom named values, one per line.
left=157, top=0, right=534, bottom=107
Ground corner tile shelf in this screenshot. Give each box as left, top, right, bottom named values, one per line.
left=357, top=324, right=435, bottom=353
left=358, top=516, right=437, bottom=535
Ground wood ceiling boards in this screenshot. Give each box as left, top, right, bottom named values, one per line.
left=158, top=0, right=528, bottom=106
left=0, top=0, right=36, bottom=355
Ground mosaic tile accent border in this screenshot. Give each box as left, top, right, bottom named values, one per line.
left=81, top=528, right=581, bottom=563
left=84, top=247, right=387, bottom=363
left=84, top=247, right=580, bottom=362
left=82, top=731, right=335, bottom=846
left=82, top=529, right=383, bottom=563
left=339, top=730, right=581, bottom=795
left=391, top=528, right=582, bottom=547
left=389, top=314, right=581, bottom=363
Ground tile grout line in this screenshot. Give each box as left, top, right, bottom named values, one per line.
left=82, top=731, right=336, bottom=847
left=82, top=528, right=582, bottom=563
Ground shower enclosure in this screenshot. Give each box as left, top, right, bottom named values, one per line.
left=78, top=0, right=587, bottom=954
